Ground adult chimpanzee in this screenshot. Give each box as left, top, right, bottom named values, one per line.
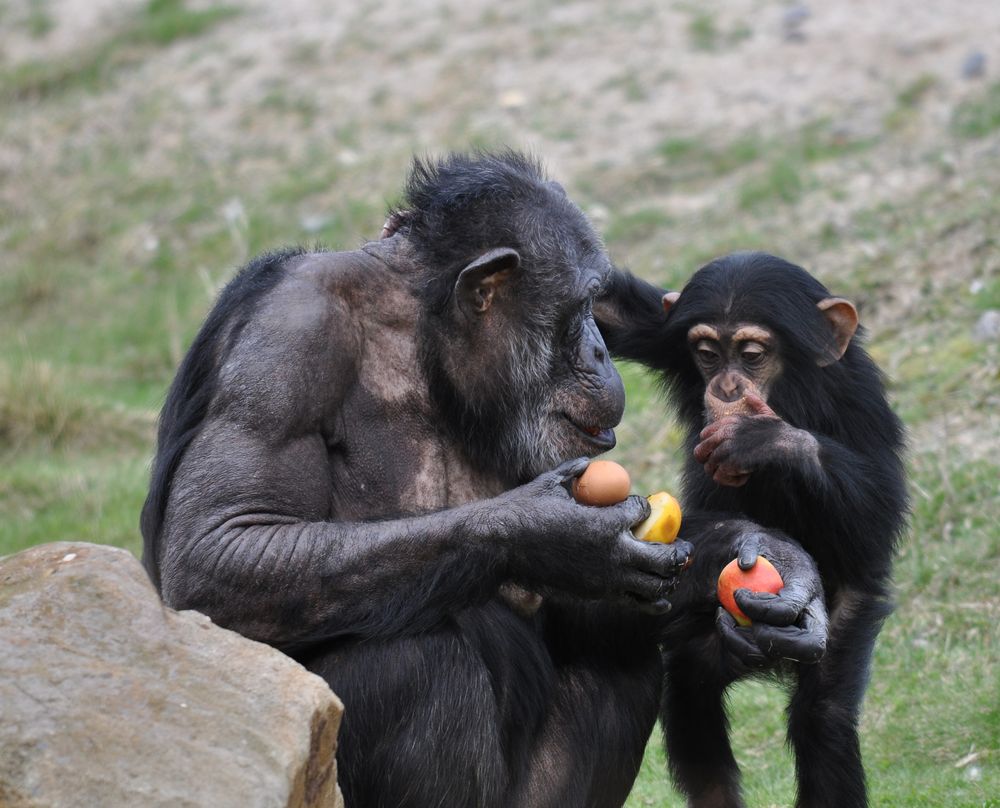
left=141, top=154, right=828, bottom=808
left=597, top=252, right=907, bottom=808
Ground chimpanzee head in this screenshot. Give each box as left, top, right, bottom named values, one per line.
left=661, top=252, right=859, bottom=426
left=389, top=150, right=625, bottom=484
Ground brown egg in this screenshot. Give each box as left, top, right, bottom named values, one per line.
left=572, top=460, right=631, bottom=506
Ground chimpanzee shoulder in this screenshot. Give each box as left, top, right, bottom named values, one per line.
left=141, top=247, right=308, bottom=583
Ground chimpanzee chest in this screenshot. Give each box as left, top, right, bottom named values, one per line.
left=326, top=383, right=499, bottom=522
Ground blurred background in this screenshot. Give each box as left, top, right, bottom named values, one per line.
left=1, top=0, right=997, bottom=804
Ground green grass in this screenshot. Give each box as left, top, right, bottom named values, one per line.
left=1, top=5, right=997, bottom=806
left=688, top=12, right=719, bottom=51
left=953, top=80, right=1000, bottom=138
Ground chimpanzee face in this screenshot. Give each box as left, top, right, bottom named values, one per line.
left=687, top=321, right=783, bottom=422
left=546, top=256, right=624, bottom=458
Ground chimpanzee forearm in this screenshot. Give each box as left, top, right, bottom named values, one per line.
left=750, top=427, right=904, bottom=583
left=792, top=434, right=904, bottom=580
left=160, top=504, right=506, bottom=650
left=157, top=447, right=688, bottom=650
left=697, top=411, right=904, bottom=584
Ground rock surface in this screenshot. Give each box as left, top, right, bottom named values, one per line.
left=0, top=542, right=344, bottom=808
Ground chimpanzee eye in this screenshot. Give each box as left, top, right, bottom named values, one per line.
left=696, top=347, right=719, bottom=364
left=741, top=346, right=766, bottom=366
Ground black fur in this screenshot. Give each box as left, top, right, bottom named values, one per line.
left=399, top=149, right=603, bottom=316
left=599, top=252, right=907, bottom=808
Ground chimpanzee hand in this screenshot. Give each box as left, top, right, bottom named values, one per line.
left=694, top=393, right=818, bottom=487
left=716, top=531, right=828, bottom=669
left=491, top=457, right=693, bottom=614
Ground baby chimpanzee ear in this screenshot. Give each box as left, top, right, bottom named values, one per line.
left=816, top=297, right=859, bottom=366
left=662, top=291, right=681, bottom=314
left=455, top=248, right=521, bottom=315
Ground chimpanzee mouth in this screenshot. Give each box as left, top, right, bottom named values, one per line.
left=560, top=414, right=616, bottom=450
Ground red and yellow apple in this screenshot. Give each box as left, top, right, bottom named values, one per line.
left=717, top=556, right=784, bottom=626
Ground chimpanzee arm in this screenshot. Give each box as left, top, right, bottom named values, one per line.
left=153, top=275, right=690, bottom=650
left=593, top=267, right=670, bottom=369
left=693, top=395, right=905, bottom=580
left=160, top=427, right=689, bottom=650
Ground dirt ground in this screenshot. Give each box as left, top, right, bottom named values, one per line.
left=4, top=0, right=999, bottom=177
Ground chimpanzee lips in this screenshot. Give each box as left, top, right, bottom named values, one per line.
left=561, top=414, right=616, bottom=450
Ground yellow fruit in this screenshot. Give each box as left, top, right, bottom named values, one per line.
left=633, top=491, right=682, bottom=543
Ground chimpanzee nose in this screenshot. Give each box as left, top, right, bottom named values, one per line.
left=593, top=344, right=606, bottom=364
left=718, top=374, right=744, bottom=402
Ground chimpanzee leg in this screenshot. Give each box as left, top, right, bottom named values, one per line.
left=788, top=590, right=892, bottom=808
left=663, top=643, right=745, bottom=808
left=303, top=601, right=556, bottom=808
left=509, top=600, right=662, bottom=808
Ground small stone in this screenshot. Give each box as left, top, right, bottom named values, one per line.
left=587, top=203, right=610, bottom=225
left=961, top=50, right=986, bottom=80
left=499, top=89, right=527, bottom=110
left=973, top=309, right=1000, bottom=342
left=337, top=149, right=359, bottom=166
left=301, top=213, right=333, bottom=234
left=782, top=4, right=810, bottom=42
left=221, top=197, right=245, bottom=225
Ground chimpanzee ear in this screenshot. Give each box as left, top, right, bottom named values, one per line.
left=662, top=291, right=681, bottom=314
left=455, top=248, right=521, bottom=315
left=816, top=297, right=859, bottom=366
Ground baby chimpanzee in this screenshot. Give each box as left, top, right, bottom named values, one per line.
left=598, top=252, right=907, bottom=808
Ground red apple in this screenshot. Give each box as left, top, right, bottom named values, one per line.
left=717, top=556, right=784, bottom=626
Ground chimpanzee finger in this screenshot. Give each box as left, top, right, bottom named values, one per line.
left=742, top=392, right=778, bottom=419
left=547, top=456, right=593, bottom=489
left=598, top=494, right=652, bottom=532
left=694, top=430, right=729, bottom=463
left=754, top=598, right=829, bottom=663
left=693, top=439, right=713, bottom=464
left=619, top=536, right=693, bottom=579
left=750, top=620, right=826, bottom=664
left=698, top=415, right=739, bottom=442
left=633, top=597, right=673, bottom=616
left=694, top=421, right=736, bottom=463
left=617, top=568, right=681, bottom=605
left=736, top=533, right=765, bottom=569
left=716, top=608, right=767, bottom=668
left=734, top=589, right=801, bottom=627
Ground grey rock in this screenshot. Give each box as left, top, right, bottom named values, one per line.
left=961, top=50, right=986, bottom=80
left=973, top=309, right=1000, bottom=341
left=0, top=542, right=344, bottom=808
left=782, top=4, right=811, bottom=42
